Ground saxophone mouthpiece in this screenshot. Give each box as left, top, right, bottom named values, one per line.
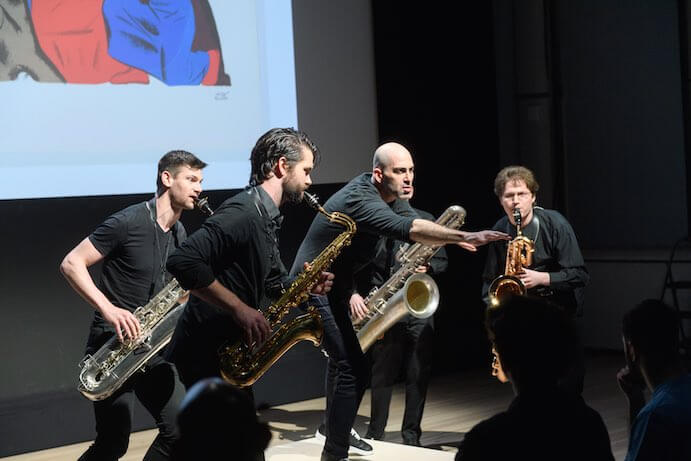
left=195, top=197, right=214, bottom=216
left=512, top=207, right=521, bottom=228
left=303, top=191, right=321, bottom=211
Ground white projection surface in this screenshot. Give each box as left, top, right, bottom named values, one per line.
left=0, top=0, right=297, bottom=200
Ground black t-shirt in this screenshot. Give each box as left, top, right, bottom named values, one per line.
left=88, top=200, right=185, bottom=327
left=290, top=173, right=417, bottom=306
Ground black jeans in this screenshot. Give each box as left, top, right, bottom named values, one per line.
left=367, top=316, right=434, bottom=442
left=79, top=324, right=185, bottom=461
left=312, top=294, right=370, bottom=459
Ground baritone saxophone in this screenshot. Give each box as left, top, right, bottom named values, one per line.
left=219, top=192, right=356, bottom=387
left=355, top=205, right=466, bottom=352
left=77, top=197, right=214, bottom=401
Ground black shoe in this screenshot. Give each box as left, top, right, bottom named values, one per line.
left=348, top=428, right=374, bottom=455
left=316, top=424, right=374, bottom=455
left=364, top=429, right=383, bottom=441
left=403, top=437, right=421, bottom=447
left=315, top=423, right=326, bottom=440
left=321, top=452, right=349, bottom=461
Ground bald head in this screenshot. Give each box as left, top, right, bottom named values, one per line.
left=371, top=142, right=415, bottom=202
left=373, top=142, right=412, bottom=170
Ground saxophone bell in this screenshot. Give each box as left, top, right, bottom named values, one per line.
left=357, top=272, right=439, bottom=352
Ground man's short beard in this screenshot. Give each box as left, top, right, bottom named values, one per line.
left=284, top=186, right=304, bottom=204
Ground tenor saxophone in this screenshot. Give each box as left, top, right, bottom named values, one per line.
left=355, top=205, right=466, bottom=352
left=219, top=192, right=356, bottom=387
left=77, top=198, right=213, bottom=401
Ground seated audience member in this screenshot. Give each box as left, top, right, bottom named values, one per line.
left=456, top=295, right=614, bottom=461
left=617, top=299, right=691, bottom=461
left=172, top=378, right=271, bottom=461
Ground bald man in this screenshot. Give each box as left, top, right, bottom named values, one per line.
left=291, top=142, right=508, bottom=461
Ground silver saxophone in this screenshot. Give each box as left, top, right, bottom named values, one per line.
left=78, top=197, right=214, bottom=401
left=355, top=205, right=466, bottom=352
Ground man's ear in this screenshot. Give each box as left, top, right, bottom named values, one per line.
left=160, top=170, right=173, bottom=188
left=625, top=340, right=637, bottom=363
left=372, top=166, right=383, bottom=183
left=276, top=156, right=288, bottom=178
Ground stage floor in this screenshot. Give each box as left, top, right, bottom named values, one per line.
left=0, top=352, right=630, bottom=460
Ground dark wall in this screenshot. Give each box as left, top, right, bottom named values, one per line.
left=557, top=0, right=688, bottom=248
left=371, top=1, right=501, bottom=372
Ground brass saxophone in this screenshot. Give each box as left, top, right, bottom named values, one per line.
left=219, top=192, right=356, bottom=387
left=488, top=207, right=534, bottom=306
left=355, top=205, right=466, bottom=352
left=77, top=198, right=213, bottom=401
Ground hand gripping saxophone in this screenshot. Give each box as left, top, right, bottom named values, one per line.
left=77, top=197, right=214, bottom=401
left=355, top=205, right=466, bottom=352
left=219, top=192, right=356, bottom=387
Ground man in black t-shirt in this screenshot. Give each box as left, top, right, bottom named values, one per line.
left=61, top=151, right=207, bottom=461
left=291, top=142, right=508, bottom=461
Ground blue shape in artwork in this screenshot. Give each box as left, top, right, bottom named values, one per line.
left=103, top=0, right=211, bottom=85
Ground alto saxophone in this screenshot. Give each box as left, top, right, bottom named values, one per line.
left=219, top=192, right=356, bottom=387
left=77, top=197, right=214, bottom=401
left=488, top=207, right=534, bottom=306
left=355, top=205, right=466, bottom=352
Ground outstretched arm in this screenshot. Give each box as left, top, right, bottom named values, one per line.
left=409, top=219, right=510, bottom=251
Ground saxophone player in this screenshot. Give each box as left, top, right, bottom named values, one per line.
left=60, top=151, right=207, bottom=461
left=291, top=142, right=508, bottom=461
left=357, top=187, right=449, bottom=447
left=482, top=165, right=589, bottom=393
left=164, top=128, right=333, bottom=394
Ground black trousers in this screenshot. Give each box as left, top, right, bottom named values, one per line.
left=366, top=315, right=434, bottom=443
left=79, top=325, right=185, bottom=461
left=314, top=294, right=371, bottom=459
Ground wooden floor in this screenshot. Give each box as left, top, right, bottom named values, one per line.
left=1, top=352, right=630, bottom=460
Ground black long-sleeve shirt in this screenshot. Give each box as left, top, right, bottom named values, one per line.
left=290, top=173, right=417, bottom=306
left=166, top=186, right=285, bottom=347
left=482, top=207, right=589, bottom=314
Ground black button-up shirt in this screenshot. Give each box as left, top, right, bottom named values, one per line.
left=166, top=186, right=286, bottom=356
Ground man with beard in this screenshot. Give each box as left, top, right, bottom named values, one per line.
left=166, top=128, right=333, bottom=391
left=292, top=142, right=508, bottom=461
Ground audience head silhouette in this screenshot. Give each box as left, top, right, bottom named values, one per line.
left=172, top=377, right=271, bottom=461
left=622, top=299, right=681, bottom=379
left=485, top=295, right=577, bottom=391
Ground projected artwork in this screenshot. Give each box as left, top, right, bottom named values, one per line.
left=0, top=0, right=298, bottom=200
left=0, top=0, right=230, bottom=86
